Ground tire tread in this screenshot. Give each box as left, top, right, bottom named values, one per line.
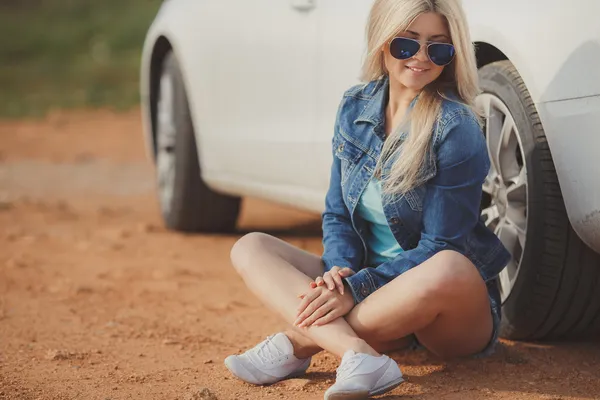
left=479, top=60, right=600, bottom=340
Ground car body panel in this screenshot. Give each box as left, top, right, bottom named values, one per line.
left=141, top=0, right=600, bottom=251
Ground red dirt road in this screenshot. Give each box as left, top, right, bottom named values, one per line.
left=1, top=110, right=599, bottom=400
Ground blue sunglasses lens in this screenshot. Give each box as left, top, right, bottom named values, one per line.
left=390, top=37, right=455, bottom=66
left=389, top=37, right=420, bottom=60
left=428, top=43, right=455, bottom=66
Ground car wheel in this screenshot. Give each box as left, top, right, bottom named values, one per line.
left=477, top=60, right=600, bottom=340
left=155, top=52, right=240, bottom=232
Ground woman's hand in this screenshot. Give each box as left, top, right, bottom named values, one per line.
left=310, top=266, right=355, bottom=295
left=294, top=283, right=355, bottom=328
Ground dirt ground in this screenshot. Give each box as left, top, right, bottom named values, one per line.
left=1, top=109, right=599, bottom=400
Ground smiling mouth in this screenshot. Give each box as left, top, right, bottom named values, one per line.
left=406, top=66, right=429, bottom=73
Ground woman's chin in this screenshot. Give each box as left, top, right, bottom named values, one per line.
left=392, top=74, right=432, bottom=91
left=399, top=80, right=428, bottom=91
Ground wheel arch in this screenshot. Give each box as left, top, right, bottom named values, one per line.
left=474, top=42, right=600, bottom=254
left=474, top=41, right=508, bottom=69
left=147, top=35, right=173, bottom=160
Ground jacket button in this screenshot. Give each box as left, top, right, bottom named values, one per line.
left=337, top=143, right=344, bottom=152
left=360, top=283, right=370, bottom=297
left=390, top=217, right=400, bottom=225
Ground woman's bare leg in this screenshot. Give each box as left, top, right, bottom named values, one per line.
left=230, top=232, right=379, bottom=358
left=230, top=232, right=493, bottom=359
left=346, top=250, right=494, bottom=358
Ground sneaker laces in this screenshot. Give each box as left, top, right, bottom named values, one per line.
left=255, top=336, right=287, bottom=365
left=336, top=357, right=359, bottom=380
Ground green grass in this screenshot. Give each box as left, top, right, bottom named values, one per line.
left=0, top=0, right=163, bottom=118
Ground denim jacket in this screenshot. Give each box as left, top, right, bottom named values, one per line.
left=321, top=77, right=511, bottom=304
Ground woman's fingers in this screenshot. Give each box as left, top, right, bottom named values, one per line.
left=322, top=273, right=336, bottom=290
left=295, top=290, right=328, bottom=327
left=312, top=309, right=340, bottom=327
left=332, top=272, right=345, bottom=294
left=338, top=268, right=355, bottom=277
left=299, top=301, right=334, bottom=328
left=296, top=288, right=321, bottom=315
left=314, top=276, right=324, bottom=287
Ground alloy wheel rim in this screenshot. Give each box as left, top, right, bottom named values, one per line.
left=476, top=93, right=528, bottom=303
left=156, top=72, right=176, bottom=216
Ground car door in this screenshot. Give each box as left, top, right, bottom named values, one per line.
left=196, top=0, right=319, bottom=191
left=312, top=0, right=374, bottom=197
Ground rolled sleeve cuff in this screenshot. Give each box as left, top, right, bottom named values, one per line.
left=343, top=268, right=378, bottom=304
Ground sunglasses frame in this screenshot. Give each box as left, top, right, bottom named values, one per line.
left=389, top=36, right=456, bottom=66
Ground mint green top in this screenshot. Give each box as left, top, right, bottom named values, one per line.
left=356, top=177, right=404, bottom=266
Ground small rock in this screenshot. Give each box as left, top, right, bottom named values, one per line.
left=110, top=243, right=124, bottom=251
left=5, top=258, right=27, bottom=269
left=185, top=387, right=218, bottom=400
left=45, top=349, right=87, bottom=361
left=163, top=339, right=179, bottom=345
left=138, top=223, right=160, bottom=233
left=76, top=286, right=94, bottom=294
left=203, top=359, right=213, bottom=364
left=276, top=378, right=312, bottom=391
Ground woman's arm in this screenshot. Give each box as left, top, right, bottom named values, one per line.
left=343, top=113, right=490, bottom=303
left=321, top=102, right=365, bottom=273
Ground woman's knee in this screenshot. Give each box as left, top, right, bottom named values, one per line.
left=419, top=250, right=487, bottom=305
left=230, top=232, right=274, bottom=274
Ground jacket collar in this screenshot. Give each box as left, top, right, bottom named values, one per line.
left=349, top=77, right=437, bottom=180
left=353, top=77, right=389, bottom=128
left=353, top=76, right=419, bottom=141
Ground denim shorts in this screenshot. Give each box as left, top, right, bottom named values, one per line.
left=409, top=279, right=502, bottom=358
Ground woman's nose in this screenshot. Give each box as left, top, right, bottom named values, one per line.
left=413, top=43, right=429, bottom=62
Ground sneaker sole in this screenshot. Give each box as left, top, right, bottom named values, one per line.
left=324, top=377, right=405, bottom=400
left=224, top=356, right=310, bottom=386
left=224, top=357, right=263, bottom=385
left=371, top=376, right=405, bottom=396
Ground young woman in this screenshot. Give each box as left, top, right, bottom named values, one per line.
left=225, top=0, right=510, bottom=398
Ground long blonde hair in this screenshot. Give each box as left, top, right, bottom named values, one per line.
left=361, top=0, right=480, bottom=198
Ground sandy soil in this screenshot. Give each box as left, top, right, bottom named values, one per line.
left=1, top=109, right=599, bottom=400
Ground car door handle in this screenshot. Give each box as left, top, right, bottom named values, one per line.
left=291, top=0, right=316, bottom=12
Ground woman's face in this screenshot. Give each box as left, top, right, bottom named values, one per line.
left=383, top=12, right=452, bottom=91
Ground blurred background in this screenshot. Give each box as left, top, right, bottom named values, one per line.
left=1, top=2, right=600, bottom=400
left=0, top=0, right=162, bottom=118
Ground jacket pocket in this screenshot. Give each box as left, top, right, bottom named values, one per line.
left=333, top=135, right=363, bottom=187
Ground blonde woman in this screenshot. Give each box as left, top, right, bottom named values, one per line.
left=225, top=0, right=510, bottom=398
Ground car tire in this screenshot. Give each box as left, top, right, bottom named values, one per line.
left=154, top=52, right=240, bottom=233
left=477, top=60, right=600, bottom=340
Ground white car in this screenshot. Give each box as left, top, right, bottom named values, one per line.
left=140, top=0, right=600, bottom=340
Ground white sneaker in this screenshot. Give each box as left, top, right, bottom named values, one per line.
left=224, top=333, right=311, bottom=385
left=324, top=350, right=404, bottom=399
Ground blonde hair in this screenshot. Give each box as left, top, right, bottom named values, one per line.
left=361, top=0, right=480, bottom=198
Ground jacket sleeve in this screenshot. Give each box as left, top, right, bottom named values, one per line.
left=320, top=101, right=365, bottom=273
left=344, top=114, right=490, bottom=303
